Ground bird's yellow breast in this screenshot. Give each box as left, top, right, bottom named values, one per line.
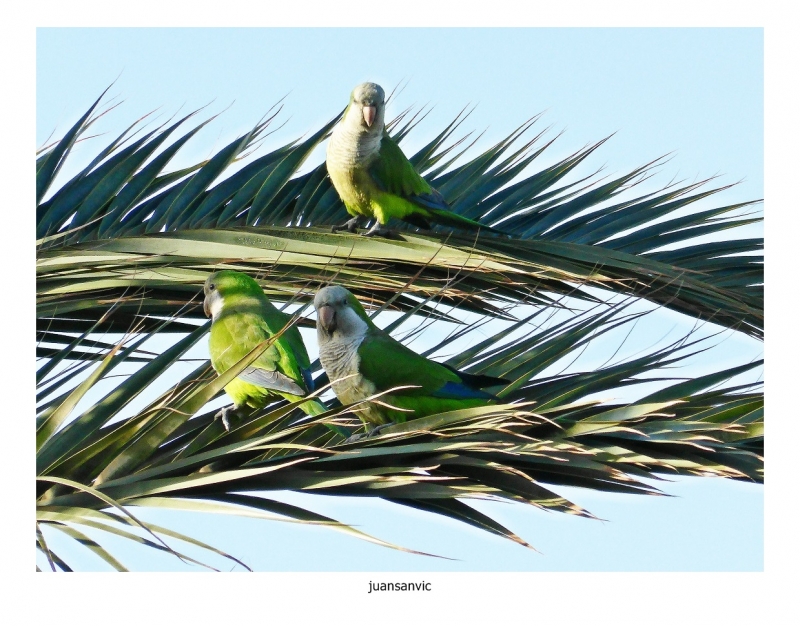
left=326, top=121, right=384, bottom=219
left=327, top=165, right=376, bottom=217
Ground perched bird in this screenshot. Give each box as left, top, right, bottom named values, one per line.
left=326, top=82, right=500, bottom=237
left=204, top=270, right=326, bottom=428
left=314, top=285, right=507, bottom=431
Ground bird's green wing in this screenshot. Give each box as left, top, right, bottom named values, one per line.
left=251, top=309, right=314, bottom=394
left=369, top=133, right=450, bottom=210
left=271, top=324, right=315, bottom=393
left=212, top=307, right=311, bottom=396
left=357, top=330, right=495, bottom=400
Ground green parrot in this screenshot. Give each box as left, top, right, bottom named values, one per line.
left=203, top=270, right=326, bottom=429
left=314, top=285, right=508, bottom=432
left=326, top=82, right=501, bottom=237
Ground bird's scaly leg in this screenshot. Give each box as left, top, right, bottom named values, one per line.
left=215, top=404, right=239, bottom=432
left=362, top=221, right=394, bottom=238
left=331, top=217, right=361, bottom=233
left=343, top=422, right=393, bottom=444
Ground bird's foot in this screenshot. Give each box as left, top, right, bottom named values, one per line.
left=215, top=405, right=238, bottom=432
left=368, top=423, right=393, bottom=437
left=343, top=423, right=392, bottom=444
left=331, top=217, right=361, bottom=234
left=362, top=223, right=395, bottom=238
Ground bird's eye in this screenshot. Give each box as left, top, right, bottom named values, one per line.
left=209, top=283, right=216, bottom=291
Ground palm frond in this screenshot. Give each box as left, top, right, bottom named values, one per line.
left=36, top=290, right=762, bottom=569
left=36, top=90, right=763, bottom=570
left=37, top=94, right=762, bottom=338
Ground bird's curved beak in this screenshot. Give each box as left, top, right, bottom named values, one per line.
left=318, top=305, right=336, bottom=332
left=203, top=295, right=211, bottom=318
left=362, top=105, right=376, bottom=128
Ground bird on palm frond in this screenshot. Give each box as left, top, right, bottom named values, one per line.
left=314, top=285, right=508, bottom=436
left=204, top=270, right=326, bottom=429
left=326, top=82, right=503, bottom=238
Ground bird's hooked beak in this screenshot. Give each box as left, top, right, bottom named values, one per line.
left=362, top=105, right=376, bottom=128
left=318, top=304, right=337, bottom=332
left=203, top=294, right=211, bottom=318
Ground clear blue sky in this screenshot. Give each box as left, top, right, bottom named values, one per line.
left=36, top=27, right=763, bottom=572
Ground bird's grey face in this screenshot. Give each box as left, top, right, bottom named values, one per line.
left=314, top=285, right=368, bottom=339
left=203, top=277, right=223, bottom=320
left=348, top=82, right=386, bottom=130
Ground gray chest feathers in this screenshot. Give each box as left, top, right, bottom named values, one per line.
left=318, top=333, right=377, bottom=407
left=327, top=124, right=381, bottom=170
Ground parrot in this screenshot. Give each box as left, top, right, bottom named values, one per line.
left=313, top=285, right=508, bottom=433
left=325, top=81, right=501, bottom=237
left=203, top=270, right=326, bottom=429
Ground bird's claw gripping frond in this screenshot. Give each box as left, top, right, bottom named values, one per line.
left=331, top=217, right=362, bottom=234
left=343, top=423, right=392, bottom=443
left=215, top=405, right=237, bottom=432
left=363, top=223, right=395, bottom=238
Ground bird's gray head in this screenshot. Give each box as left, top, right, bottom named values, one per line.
left=345, top=82, right=386, bottom=131
left=314, top=285, right=372, bottom=341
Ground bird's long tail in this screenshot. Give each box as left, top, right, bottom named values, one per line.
left=427, top=207, right=507, bottom=235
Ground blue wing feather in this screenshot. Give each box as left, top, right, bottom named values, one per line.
left=301, top=367, right=314, bottom=393
left=430, top=381, right=497, bottom=400
left=408, top=189, right=449, bottom=211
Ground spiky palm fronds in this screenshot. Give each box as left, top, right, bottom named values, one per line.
left=37, top=298, right=762, bottom=569
left=36, top=92, right=762, bottom=571
left=37, top=92, right=762, bottom=339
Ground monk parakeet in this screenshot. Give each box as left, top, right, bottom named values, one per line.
left=314, top=285, right=507, bottom=431
left=326, top=82, right=500, bottom=237
left=204, top=270, right=326, bottom=429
